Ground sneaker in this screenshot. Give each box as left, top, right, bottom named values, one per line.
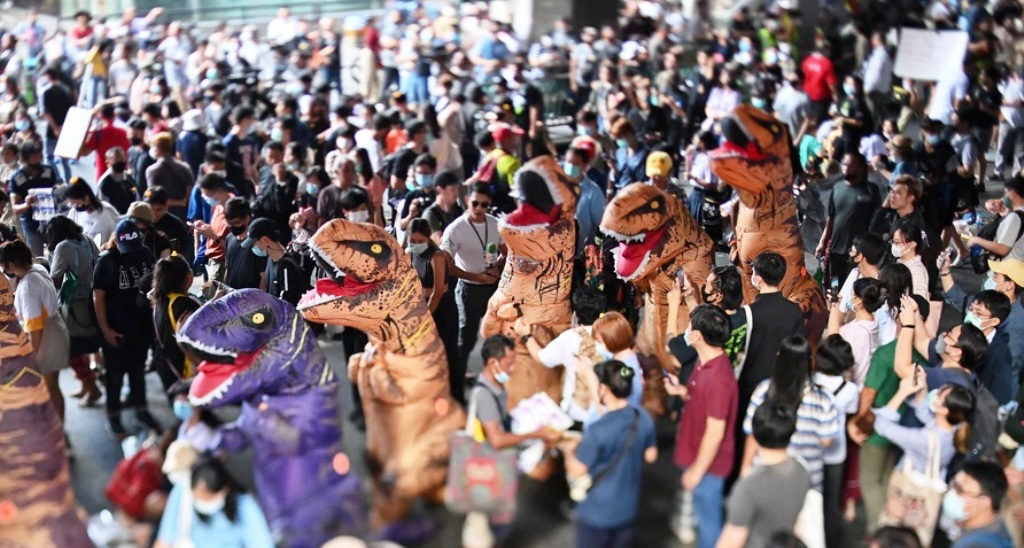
left=135, top=410, right=161, bottom=432
left=108, top=417, right=127, bottom=439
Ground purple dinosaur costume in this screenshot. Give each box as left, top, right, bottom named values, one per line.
left=177, top=289, right=364, bottom=548
left=0, top=275, right=90, bottom=547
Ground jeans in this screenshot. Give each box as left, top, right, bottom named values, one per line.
left=380, top=67, right=400, bottom=101
left=688, top=186, right=705, bottom=224
left=823, top=463, right=845, bottom=548
left=456, top=281, right=497, bottom=379
left=102, top=336, right=150, bottom=417
left=576, top=520, right=635, bottom=548
left=858, top=443, right=896, bottom=532
left=690, top=472, right=725, bottom=548
left=996, top=122, right=1024, bottom=177
left=43, top=133, right=71, bottom=182
left=404, top=74, right=429, bottom=106
left=320, top=65, right=342, bottom=93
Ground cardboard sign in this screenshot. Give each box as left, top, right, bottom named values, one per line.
left=893, top=28, right=969, bottom=82
left=28, top=187, right=64, bottom=224
left=53, top=107, right=94, bottom=160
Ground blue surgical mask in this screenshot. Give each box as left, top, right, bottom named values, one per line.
left=172, top=400, right=193, bottom=421
left=409, top=242, right=428, bottom=255
left=595, top=342, right=613, bottom=360
left=935, top=334, right=948, bottom=355
left=926, top=389, right=941, bottom=413
left=751, top=97, right=767, bottom=109
left=739, top=41, right=752, bottom=53
left=251, top=246, right=267, bottom=257
left=271, top=128, right=284, bottom=142
left=305, top=182, right=320, bottom=196
left=563, top=161, right=581, bottom=178
left=843, top=83, right=855, bottom=96
left=202, top=195, right=219, bottom=206
left=649, top=94, right=659, bottom=107
left=683, top=329, right=694, bottom=346
left=615, top=138, right=629, bottom=149
left=576, top=126, right=593, bottom=136
left=964, top=311, right=987, bottom=330
left=984, top=275, right=998, bottom=291
left=415, top=173, right=434, bottom=189
left=494, top=365, right=510, bottom=385
left=15, top=120, right=28, bottom=132
left=942, top=490, right=967, bottom=522
left=928, top=135, right=941, bottom=145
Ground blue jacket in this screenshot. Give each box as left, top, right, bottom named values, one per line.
left=575, top=177, right=606, bottom=251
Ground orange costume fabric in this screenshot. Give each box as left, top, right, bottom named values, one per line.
left=709, top=105, right=828, bottom=340
left=599, top=184, right=714, bottom=415
left=299, top=220, right=464, bottom=526
left=481, top=157, right=579, bottom=409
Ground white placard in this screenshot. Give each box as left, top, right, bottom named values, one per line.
left=28, top=187, right=61, bottom=224
left=893, top=28, right=969, bottom=82
left=53, top=107, right=94, bottom=160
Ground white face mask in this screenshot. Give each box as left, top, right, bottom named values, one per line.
left=193, top=494, right=226, bottom=515
left=891, top=244, right=905, bottom=258
left=346, top=210, right=369, bottom=223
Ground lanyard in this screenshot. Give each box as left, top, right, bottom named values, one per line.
left=469, top=218, right=489, bottom=256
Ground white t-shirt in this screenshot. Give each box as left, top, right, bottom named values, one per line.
left=440, top=214, right=504, bottom=283
left=67, top=202, right=121, bottom=247
left=927, top=71, right=969, bottom=125
left=900, top=255, right=930, bottom=299
left=994, top=209, right=1024, bottom=262
left=812, top=373, right=860, bottom=465
left=839, top=319, right=879, bottom=384
left=14, top=265, right=59, bottom=333
left=537, top=326, right=591, bottom=422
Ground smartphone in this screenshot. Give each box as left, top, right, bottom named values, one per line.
left=676, top=269, right=688, bottom=289
left=662, top=368, right=677, bottom=385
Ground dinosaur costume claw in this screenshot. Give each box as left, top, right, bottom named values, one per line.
left=179, top=290, right=364, bottom=547
left=709, top=105, right=828, bottom=341
left=299, top=220, right=464, bottom=536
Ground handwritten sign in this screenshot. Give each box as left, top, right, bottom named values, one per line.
left=53, top=107, right=94, bottom=160
left=893, top=28, right=969, bottom=82
left=28, top=187, right=65, bottom=224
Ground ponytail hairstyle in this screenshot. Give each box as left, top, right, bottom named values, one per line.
left=941, top=383, right=975, bottom=454
left=853, top=277, right=885, bottom=313
left=151, top=254, right=192, bottom=307
left=878, top=263, right=913, bottom=318
left=594, top=359, right=635, bottom=399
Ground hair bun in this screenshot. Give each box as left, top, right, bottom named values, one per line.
left=620, top=366, right=634, bottom=379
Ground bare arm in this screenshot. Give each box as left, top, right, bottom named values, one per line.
left=739, top=434, right=757, bottom=478
left=93, top=288, right=122, bottom=346
left=426, top=252, right=446, bottom=313
left=686, top=417, right=726, bottom=483
left=480, top=420, right=551, bottom=450
left=715, top=525, right=750, bottom=548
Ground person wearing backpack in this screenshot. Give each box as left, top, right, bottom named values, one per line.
left=242, top=218, right=309, bottom=308
left=150, top=254, right=201, bottom=392
left=469, top=123, right=522, bottom=214
left=967, top=175, right=1024, bottom=262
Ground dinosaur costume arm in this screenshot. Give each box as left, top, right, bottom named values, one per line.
left=213, top=422, right=252, bottom=453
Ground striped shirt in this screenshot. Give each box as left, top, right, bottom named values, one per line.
left=743, top=379, right=841, bottom=491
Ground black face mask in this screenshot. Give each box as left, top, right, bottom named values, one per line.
left=112, top=161, right=127, bottom=173
left=130, top=137, right=143, bottom=146
left=700, top=285, right=719, bottom=304
left=229, top=225, right=246, bottom=236
left=73, top=204, right=91, bottom=212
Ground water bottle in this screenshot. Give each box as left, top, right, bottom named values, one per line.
left=672, top=489, right=696, bottom=544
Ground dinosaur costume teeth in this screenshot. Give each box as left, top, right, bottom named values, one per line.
left=482, top=156, right=580, bottom=409
left=298, top=219, right=465, bottom=534
left=709, top=105, right=829, bottom=342
left=179, top=289, right=364, bottom=547
left=0, top=275, right=90, bottom=547
left=599, top=183, right=714, bottom=416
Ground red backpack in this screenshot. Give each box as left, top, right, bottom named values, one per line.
left=105, top=448, right=163, bottom=519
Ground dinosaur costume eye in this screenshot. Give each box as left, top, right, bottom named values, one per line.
left=241, top=308, right=273, bottom=329
left=344, top=240, right=393, bottom=265
left=632, top=195, right=666, bottom=216
left=252, top=313, right=265, bottom=325
left=371, top=244, right=382, bottom=254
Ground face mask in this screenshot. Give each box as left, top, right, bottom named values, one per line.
left=935, top=334, right=948, bottom=355
left=415, top=173, right=434, bottom=189
left=493, top=362, right=510, bottom=384
left=926, top=389, right=941, bottom=414
left=595, top=342, right=613, bottom=359
left=305, top=182, right=320, bottom=196
left=73, top=204, right=90, bottom=212
left=649, top=95, right=659, bottom=107
left=842, top=83, right=855, bottom=96
left=347, top=210, right=369, bottom=223
left=984, top=275, right=998, bottom=291
left=891, top=244, right=905, bottom=258
left=251, top=246, right=267, bottom=257
left=130, top=137, right=143, bottom=146
left=229, top=225, right=246, bottom=236
left=739, top=41, right=752, bottom=52
left=15, top=120, right=28, bottom=132
left=409, top=242, right=428, bottom=255
left=1003, top=196, right=1013, bottom=209
left=202, top=195, right=219, bottom=206
left=193, top=494, right=227, bottom=516
left=751, top=274, right=761, bottom=292
left=172, top=400, right=193, bottom=421
left=942, top=490, right=967, bottom=522
left=751, top=97, right=767, bottom=109
left=577, top=126, right=593, bottom=136
left=844, top=293, right=855, bottom=312
left=285, top=162, right=299, bottom=172
left=683, top=329, right=694, bottom=346
left=964, top=311, right=988, bottom=330
left=112, top=161, right=126, bottom=173
left=149, top=85, right=162, bottom=95
left=563, top=161, right=581, bottom=178
left=271, top=128, right=284, bottom=142
left=615, top=138, right=629, bottom=149
left=928, top=135, right=941, bottom=145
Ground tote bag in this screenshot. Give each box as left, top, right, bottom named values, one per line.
left=878, top=432, right=947, bottom=546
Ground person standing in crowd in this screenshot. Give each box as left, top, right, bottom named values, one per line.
left=177, top=109, right=209, bottom=179
left=1, top=240, right=70, bottom=424
left=818, top=152, right=883, bottom=283
left=84, top=103, right=132, bottom=184
left=242, top=218, right=307, bottom=307
left=9, top=141, right=61, bottom=256
left=144, top=186, right=192, bottom=264
left=717, top=400, right=811, bottom=548
left=252, top=160, right=298, bottom=240
left=422, top=171, right=464, bottom=243
left=407, top=217, right=459, bottom=402
left=146, top=132, right=194, bottom=221
left=589, top=311, right=643, bottom=410
left=222, top=198, right=266, bottom=291
left=609, top=119, right=648, bottom=193
left=969, top=175, right=1024, bottom=262
left=192, top=174, right=235, bottom=283
left=802, top=45, right=838, bottom=121
left=97, top=147, right=139, bottom=215
left=945, top=461, right=1015, bottom=548
left=93, top=219, right=159, bottom=438
left=150, top=254, right=201, bottom=391
left=567, top=359, right=657, bottom=548
left=663, top=304, right=737, bottom=548
left=472, top=123, right=522, bottom=214
left=869, top=175, right=933, bottom=247
left=441, top=182, right=505, bottom=387
left=38, top=65, right=74, bottom=182
left=318, top=154, right=357, bottom=222
left=830, top=277, right=883, bottom=384
left=994, top=68, right=1023, bottom=182
left=63, top=176, right=120, bottom=245
left=890, top=221, right=930, bottom=299
left=563, top=143, right=605, bottom=250
left=222, top=106, right=258, bottom=197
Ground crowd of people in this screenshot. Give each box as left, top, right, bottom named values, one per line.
left=2, top=0, right=1024, bottom=547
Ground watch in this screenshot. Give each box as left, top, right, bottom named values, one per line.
left=519, top=334, right=532, bottom=345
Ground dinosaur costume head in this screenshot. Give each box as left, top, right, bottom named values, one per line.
left=709, top=105, right=795, bottom=205
left=179, top=289, right=328, bottom=406
left=502, top=156, right=579, bottom=232
left=599, top=184, right=686, bottom=283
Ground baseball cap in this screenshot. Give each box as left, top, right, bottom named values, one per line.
left=491, top=123, right=524, bottom=142
left=646, top=151, right=673, bottom=178
left=989, top=259, right=1024, bottom=287
left=126, top=201, right=154, bottom=225
left=182, top=109, right=205, bottom=132
left=570, top=136, right=598, bottom=161
left=889, top=134, right=913, bottom=151
left=115, top=219, right=144, bottom=254
left=242, top=218, right=279, bottom=249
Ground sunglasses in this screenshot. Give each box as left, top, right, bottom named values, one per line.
left=470, top=200, right=492, bottom=209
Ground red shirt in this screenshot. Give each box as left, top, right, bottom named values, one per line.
left=673, top=353, right=738, bottom=477
left=801, top=53, right=837, bottom=102
left=88, top=123, right=131, bottom=182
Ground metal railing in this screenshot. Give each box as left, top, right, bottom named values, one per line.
left=59, top=0, right=380, bottom=26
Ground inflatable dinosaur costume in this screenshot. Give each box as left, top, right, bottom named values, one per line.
left=599, top=184, right=714, bottom=415
left=178, top=289, right=363, bottom=548
left=0, top=276, right=90, bottom=547
left=298, top=220, right=464, bottom=535
left=481, top=156, right=579, bottom=408
left=709, top=105, right=828, bottom=339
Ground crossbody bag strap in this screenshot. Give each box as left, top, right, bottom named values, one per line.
left=832, top=380, right=848, bottom=397
left=736, top=305, right=753, bottom=379
left=588, top=408, right=641, bottom=489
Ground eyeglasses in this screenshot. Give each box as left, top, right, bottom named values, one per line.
left=470, top=200, right=492, bottom=209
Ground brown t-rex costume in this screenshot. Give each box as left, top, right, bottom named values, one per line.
left=709, top=105, right=828, bottom=340
left=0, top=276, right=90, bottom=547
left=599, top=184, right=714, bottom=415
left=298, top=220, right=464, bottom=531
left=481, top=156, right=579, bottom=409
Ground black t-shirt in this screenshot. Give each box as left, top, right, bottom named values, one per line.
left=142, top=228, right=172, bottom=258
left=98, top=174, right=139, bottom=215
left=968, top=85, right=1002, bottom=128
left=390, top=146, right=420, bottom=182
left=92, top=248, right=156, bottom=337
left=741, top=293, right=805, bottom=398
left=398, top=189, right=431, bottom=224
left=155, top=214, right=190, bottom=259
left=514, top=83, right=544, bottom=132
left=828, top=179, right=882, bottom=254
left=40, top=83, right=74, bottom=139
left=838, top=95, right=871, bottom=144
left=8, top=164, right=60, bottom=231
left=132, top=150, right=156, bottom=194
left=265, top=253, right=308, bottom=306
left=423, top=202, right=464, bottom=235
left=224, top=233, right=267, bottom=290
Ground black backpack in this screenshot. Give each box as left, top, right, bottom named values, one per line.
left=965, top=376, right=1001, bottom=461
left=971, top=211, right=1024, bottom=274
